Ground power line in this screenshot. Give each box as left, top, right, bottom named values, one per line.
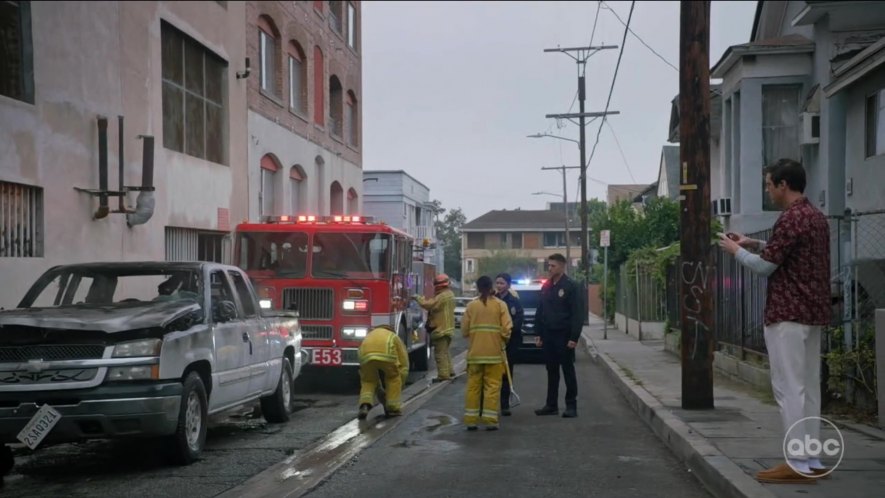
left=602, top=1, right=678, bottom=72
left=585, top=1, right=602, bottom=78
left=586, top=1, right=634, bottom=171
left=605, top=119, right=637, bottom=183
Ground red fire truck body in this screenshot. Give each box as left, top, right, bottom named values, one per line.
left=233, top=215, right=432, bottom=372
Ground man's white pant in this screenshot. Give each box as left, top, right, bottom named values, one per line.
left=764, top=322, right=821, bottom=461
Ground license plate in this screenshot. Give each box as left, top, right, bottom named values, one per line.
left=312, top=348, right=343, bottom=366
left=523, top=336, right=538, bottom=345
left=17, top=404, right=62, bottom=450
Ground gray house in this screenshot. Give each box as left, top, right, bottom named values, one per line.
left=361, top=170, right=444, bottom=272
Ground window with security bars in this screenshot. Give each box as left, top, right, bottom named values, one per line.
left=165, top=227, right=228, bottom=263
left=161, top=21, right=227, bottom=164
left=0, top=180, right=43, bottom=257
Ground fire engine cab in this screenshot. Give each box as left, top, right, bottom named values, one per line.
left=233, top=215, right=432, bottom=375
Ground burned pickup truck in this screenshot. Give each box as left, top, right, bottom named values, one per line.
left=0, top=262, right=304, bottom=472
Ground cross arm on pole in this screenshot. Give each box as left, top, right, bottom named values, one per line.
left=546, top=111, right=619, bottom=120
left=543, top=45, right=618, bottom=53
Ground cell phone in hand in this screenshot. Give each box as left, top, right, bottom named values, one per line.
left=726, top=233, right=740, bottom=242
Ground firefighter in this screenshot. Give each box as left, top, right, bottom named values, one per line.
left=414, top=274, right=456, bottom=382
left=462, top=275, right=513, bottom=430
left=357, top=324, right=409, bottom=420
left=495, top=273, right=524, bottom=416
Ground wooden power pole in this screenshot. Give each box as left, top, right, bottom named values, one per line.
left=679, top=0, right=714, bottom=410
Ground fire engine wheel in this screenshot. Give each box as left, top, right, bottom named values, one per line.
left=411, top=343, right=430, bottom=371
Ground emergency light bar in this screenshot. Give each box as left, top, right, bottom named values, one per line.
left=261, top=215, right=375, bottom=224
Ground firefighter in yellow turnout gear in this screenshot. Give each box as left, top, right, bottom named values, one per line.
left=461, top=276, right=512, bottom=431
left=357, top=325, right=409, bottom=420
left=414, top=274, right=456, bottom=382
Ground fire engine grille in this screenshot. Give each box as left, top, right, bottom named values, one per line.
left=0, top=345, right=106, bottom=362
left=301, top=325, right=333, bottom=340
left=283, top=288, right=334, bottom=320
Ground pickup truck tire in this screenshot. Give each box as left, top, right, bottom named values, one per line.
left=1, top=444, right=13, bottom=476
left=167, top=372, right=208, bottom=465
left=261, top=359, right=294, bottom=423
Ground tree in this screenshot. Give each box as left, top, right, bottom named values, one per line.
left=587, top=197, right=680, bottom=271
left=477, top=251, right=538, bottom=281
left=432, top=202, right=466, bottom=280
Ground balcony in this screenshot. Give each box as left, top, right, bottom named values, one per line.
left=407, top=225, right=434, bottom=243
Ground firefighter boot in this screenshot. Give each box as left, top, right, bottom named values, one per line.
left=358, top=404, right=371, bottom=420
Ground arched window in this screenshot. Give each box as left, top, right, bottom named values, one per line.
left=260, top=154, right=281, bottom=217
left=329, top=75, right=343, bottom=137
left=287, top=41, right=307, bottom=114
left=290, top=165, right=306, bottom=213
left=346, top=90, right=358, bottom=146
left=347, top=188, right=358, bottom=214
left=257, top=16, right=280, bottom=97
left=313, top=46, right=324, bottom=126
left=330, top=181, right=344, bottom=216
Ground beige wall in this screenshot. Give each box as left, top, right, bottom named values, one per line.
left=0, top=1, right=248, bottom=308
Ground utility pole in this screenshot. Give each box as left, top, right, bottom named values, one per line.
left=679, top=0, right=714, bottom=410
left=543, top=45, right=618, bottom=316
left=542, top=165, right=581, bottom=272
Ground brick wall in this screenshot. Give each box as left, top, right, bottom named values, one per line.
left=245, top=1, right=362, bottom=167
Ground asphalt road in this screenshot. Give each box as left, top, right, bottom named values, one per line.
left=2, top=337, right=467, bottom=498
left=306, top=345, right=712, bottom=498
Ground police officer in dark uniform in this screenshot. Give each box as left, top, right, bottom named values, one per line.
left=495, top=273, right=524, bottom=416
left=534, top=253, right=583, bottom=418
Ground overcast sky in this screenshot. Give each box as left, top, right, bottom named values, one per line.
left=361, top=1, right=757, bottom=222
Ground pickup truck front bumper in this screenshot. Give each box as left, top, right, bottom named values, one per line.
left=0, top=382, right=182, bottom=445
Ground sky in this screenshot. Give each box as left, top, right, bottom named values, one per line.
left=361, top=1, right=758, bottom=222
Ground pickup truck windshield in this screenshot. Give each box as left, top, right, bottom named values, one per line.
left=19, top=267, right=204, bottom=309
left=312, top=232, right=391, bottom=280
left=238, top=231, right=309, bottom=278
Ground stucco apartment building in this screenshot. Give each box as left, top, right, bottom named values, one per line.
left=0, top=1, right=249, bottom=308
left=247, top=0, right=362, bottom=219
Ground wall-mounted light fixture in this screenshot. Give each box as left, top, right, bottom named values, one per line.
left=236, top=57, right=251, bottom=79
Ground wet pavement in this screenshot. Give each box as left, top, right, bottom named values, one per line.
left=2, top=338, right=466, bottom=497
left=305, top=345, right=712, bottom=498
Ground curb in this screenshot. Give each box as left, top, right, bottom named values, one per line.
left=582, top=330, right=777, bottom=498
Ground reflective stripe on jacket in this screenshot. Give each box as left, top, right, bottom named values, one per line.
left=358, top=327, right=410, bottom=379
left=462, top=296, right=512, bottom=364
left=417, top=289, right=456, bottom=339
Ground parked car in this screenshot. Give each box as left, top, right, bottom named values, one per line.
left=453, top=297, right=473, bottom=328
left=511, top=282, right=543, bottom=361
left=0, top=262, right=304, bottom=473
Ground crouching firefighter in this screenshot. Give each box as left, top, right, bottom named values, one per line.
left=414, top=274, right=456, bottom=382
left=357, top=325, right=409, bottom=420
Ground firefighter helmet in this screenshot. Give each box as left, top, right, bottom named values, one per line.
left=433, top=274, right=450, bottom=288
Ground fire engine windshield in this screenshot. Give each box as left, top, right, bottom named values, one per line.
left=238, top=232, right=309, bottom=278
left=312, top=232, right=391, bottom=280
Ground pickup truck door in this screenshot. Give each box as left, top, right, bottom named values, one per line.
left=208, top=269, right=252, bottom=410
left=228, top=269, right=273, bottom=397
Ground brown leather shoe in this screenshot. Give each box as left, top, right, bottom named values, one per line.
left=755, top=463, right=818, bottom=484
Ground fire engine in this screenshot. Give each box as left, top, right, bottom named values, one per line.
left=233, top=215, right=433, bottom=375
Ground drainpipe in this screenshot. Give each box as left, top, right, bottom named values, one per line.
left=95, top=117, right=110, bottom=219
left=126, top=135, right=155, bottom=227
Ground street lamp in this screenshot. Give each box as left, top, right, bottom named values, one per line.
left=532, top=189, right=571, bottom=272
left=527, top=132, right=580, bottom=146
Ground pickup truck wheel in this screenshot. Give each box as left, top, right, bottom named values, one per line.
left=261, top=359, right=294, bottom=423
left=167, top=372, right=208, bottom=465
left=1, top=444, right=13, bottom=476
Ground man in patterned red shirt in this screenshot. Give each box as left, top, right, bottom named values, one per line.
left=719, top=159, right=831, bottom=485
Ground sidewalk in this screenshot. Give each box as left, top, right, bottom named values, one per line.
left=583, top=313, right=885, bottom=498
